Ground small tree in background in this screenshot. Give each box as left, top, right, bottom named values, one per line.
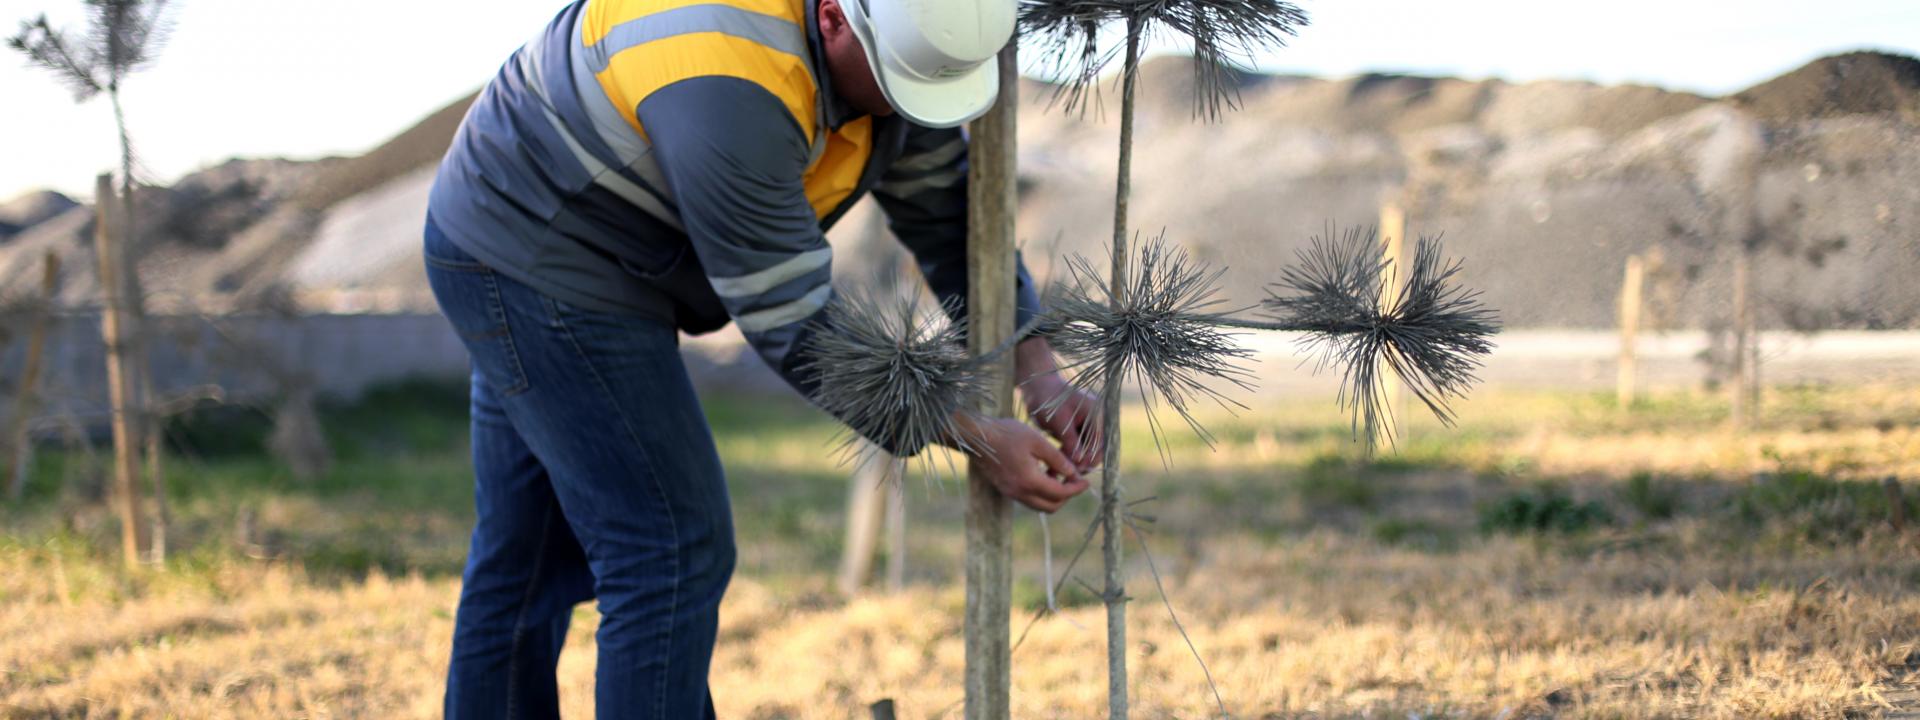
left=10, top=0, right=176, bottom=565
left=10, top=0, right=174, bottom=225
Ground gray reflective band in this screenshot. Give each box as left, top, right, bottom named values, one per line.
left=708, top=247, right=832, bottom=298
left=582, top=4, right=805, bottom=75
left=514, top=10, right=686, bottom=228
left=876, top=166, right=966, bottom=198
left=892, top=138, right=965, bottom=173
left=736, top=283, right=832, bottom=332
left=565, top=11, right=657, bottom=168
left=538, top=103, right=686, bottom=232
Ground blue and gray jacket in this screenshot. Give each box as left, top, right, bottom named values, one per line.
left=428, top=0, right=1040, bottom=447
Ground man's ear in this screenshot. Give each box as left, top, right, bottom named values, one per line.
left=818, top=0, right=845, bottom=37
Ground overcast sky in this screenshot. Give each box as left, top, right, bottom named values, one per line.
left=3, top=0, right=1916, bottom=201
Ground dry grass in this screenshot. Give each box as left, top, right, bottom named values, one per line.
left=4, top=383, right=1920, bottom=718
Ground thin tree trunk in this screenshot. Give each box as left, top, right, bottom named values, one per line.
left=111, top=87, right=166, bottom=562
left=6, top=252, right=61, bottom=501
left=93, top=173, right=145, bottom=568
left=1100, top=18, right=1144, bottom=720
left=963, top=41, right=1019, bottom=720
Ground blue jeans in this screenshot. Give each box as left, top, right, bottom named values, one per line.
left=425, top=219, right=734, bottom=720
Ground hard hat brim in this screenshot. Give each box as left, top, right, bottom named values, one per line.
left=871, top=53, right=1001, bottom=129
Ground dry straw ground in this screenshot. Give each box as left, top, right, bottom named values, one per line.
left=3, top=382, right=1919, bottom=718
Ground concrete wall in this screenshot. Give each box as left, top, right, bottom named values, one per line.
left=0, top=312, right=471, bottom=423
left=0, top=311, right=792, bottom=428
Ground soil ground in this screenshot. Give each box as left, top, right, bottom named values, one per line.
left=3, top=380, right=1920, bottom=718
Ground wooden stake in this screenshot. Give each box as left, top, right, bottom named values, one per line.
left=963, top=41, right=1018, bottom=720
left=1886, top=477, right=1907, bottom=534
left=119, top=182, right=166, bottom=564
left=93, top=173, right=145, bottom=568
left=1730, top=249, right=1753, bottom=430
left=1617, top=254, right=1645, bottom=409
left=836, top=450, right=905, bottom=595
left=1378, top=203, right=1411, bottom=441
left=5, top=251, right=60, bottom=501
left=885, top=464, right=906, bottom=593
left=837, top=447, right=889, bottom=595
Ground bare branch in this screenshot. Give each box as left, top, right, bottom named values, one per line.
left=1020, top=0, right=1309, bottom=119
left=8, top=15, right=103, bottom=99
left=1126, top=514, right=1228, bottom=718
left=1045, top=234, right=1257, bottom=462
left=1259, top=227, right=1501, bottom=449
left=800, top=288, right=991, bottom=462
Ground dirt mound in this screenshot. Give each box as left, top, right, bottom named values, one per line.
left=293, top=93, right=477, bottom=212
left=0, top=190, right=79, bottom=235
left=1734, top=51, right=1920, bottom=123
left=143, top=159, right=323, bottom=251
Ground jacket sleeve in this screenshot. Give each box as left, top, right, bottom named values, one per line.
left=870, top=123, right=1043, bottom=333
left=637, top=80, right=848, bottom=422
left=638, top=77, right=897, bottom=446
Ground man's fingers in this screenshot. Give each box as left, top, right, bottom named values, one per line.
left=1023, top=472, right=1075, bottom=504
left=1011, top=477, right=1064, bottom=512
left=1019, top=493, right=1063, bottom=514
left=1028, top=474, right=1087, bottom=512
left=1032, top=437, right=1081, bottom=486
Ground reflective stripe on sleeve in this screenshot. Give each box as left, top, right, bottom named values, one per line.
left=707, top=247, right=832, bottom=299
left=891, top=138, right=965, bottom=174
left=735, top=283, right=832, bottom=332
left=876, top=166, right=965, bottom=198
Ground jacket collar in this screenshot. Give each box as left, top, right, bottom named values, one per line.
left=805, top=0, right=858, bottom=131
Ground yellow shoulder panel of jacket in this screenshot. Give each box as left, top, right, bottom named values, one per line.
left=582, top=0, right=815, bottom=144
left=581, top=0, right=876, bottom=220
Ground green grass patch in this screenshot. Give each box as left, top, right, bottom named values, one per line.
left=1621, top=471, right=1682, bottom=521
left=1478, top=486, right=1613, bottom=535
left=1733, top=465, right=1915, bottom=543
left=1369, top=518, right=1461, bottom=552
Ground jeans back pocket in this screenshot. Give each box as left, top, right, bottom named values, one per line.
left=425, top=237, right=532, bottom=397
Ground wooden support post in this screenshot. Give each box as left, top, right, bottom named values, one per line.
left=120, top=182, right=166, bottom=564
left=1617, top=254, right=1645, bottom=409
left=885, top=465, right=906, bottom=593
left=837, top=448, right=905, bottom=595
left=1378, top=203, right=1412, bottom=439
left=836, top=446, right=891, bottom=596
left=1730, top=249, right=1753, bottom=430
left=1887, top=477, right=1907, bottom=534
left=93, top=173, right=146, bottom=568
left=6, top=251, right=61, bottom=501
left=963, top=41, right=1018, bottom=720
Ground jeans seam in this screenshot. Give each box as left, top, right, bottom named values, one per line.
left=482, top=271, right=532, bottom=396
left=502, top=495, right=558, bottom=718
left=424, top=253, right=493, bottom=273
left=548, top=297, right=681, bottom=718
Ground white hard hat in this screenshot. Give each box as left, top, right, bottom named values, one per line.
left=839, top=0, right=1014, bottom=128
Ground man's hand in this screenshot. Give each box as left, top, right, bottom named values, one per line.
left=954, top=414, right=1089, bottom=513
left=1015, top=337, right=1106, bottom=472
